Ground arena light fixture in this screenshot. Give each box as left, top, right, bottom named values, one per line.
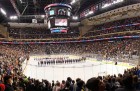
left=72, top=16, right=78, bottom=20
left=19, top=0, right=23, bottom=3
left=10, top=16, right=18, bottom=20
left=70, top=0, right=76, bottom=4
left=88, top=11, right=93, bottom=14
left=41, top=15, right=45, bottom=18
left=102, top=0, right=124, bottom=8
left=0, top=8, right=6, bottom=16
left=85, top=11, right=93, bottom=16
left=32, top=19, right=37, bottom=23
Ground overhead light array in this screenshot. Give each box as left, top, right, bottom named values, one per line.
left=85, top=11, right=94, bottom=17
left=41, top=15, right=45, bottom=18
left=71, top=0, right=76, bottom=5
left=72, top=16, right=78, bottom=20
left=20, top=0, right=23, bottom=3
left=10, top=16, right=18, bottom=20
left=102, top=0, right=124, bottom=9
left=0, top=8, right=7, bottom=16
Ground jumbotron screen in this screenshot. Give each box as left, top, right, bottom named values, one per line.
left=49, top=10, right=55, bottom=15
left=55, top=19, right=68, bottom=26
left=46, top=8, right=71, bottom=17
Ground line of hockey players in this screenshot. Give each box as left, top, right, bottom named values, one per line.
left=37, top=57, right=86, bottom=66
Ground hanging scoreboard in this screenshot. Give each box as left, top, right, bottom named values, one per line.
left=44, top=3, right=72, bottom=33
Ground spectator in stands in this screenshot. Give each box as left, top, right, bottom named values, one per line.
left=62, top=81, right=71, bottom=91
left=86, top=77, right=105, bottom=91
left=73, top=78, right=81, bottom=91
left=76, top=80, right=85, bottom=91
left=4, top=75, right=14, bottom=91
left=52, top=80, right=55, bottom=88
left=61, top=80, right=66, bottom=90
left=115, top=74, right=139, bottom=91
left=0, top=83, right=5, bottom=91
left=53, top=81, right=61, bottom=91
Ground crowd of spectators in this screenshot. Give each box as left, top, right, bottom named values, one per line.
left=28, top=39, right=139, bottom=59
left=84, top=16, right=140, bottom=37
left=8, top=27, right=79, bottom=39
left=6, top=16, right=139, bottom=43
left=0, top=38, right=139, bottom=58
left=0, top=37, right=139, bottom=91
left=7, top=16, right=140, bottom=40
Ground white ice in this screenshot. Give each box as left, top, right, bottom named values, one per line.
left=22, top=55, right=134, bottom=82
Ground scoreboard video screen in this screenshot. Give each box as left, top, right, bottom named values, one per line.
left=47, top=18, right=69, bottom=28
left=46, top=8, right=71, bottom=17
left=55, top=19, right=68, bottom=26
left=49, top=10, right=55, bottom=15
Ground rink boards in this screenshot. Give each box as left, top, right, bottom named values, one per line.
left=22, top=55, right=135, bottom=82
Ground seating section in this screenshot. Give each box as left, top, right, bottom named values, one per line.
left=84, top=16, right=140, bottom=37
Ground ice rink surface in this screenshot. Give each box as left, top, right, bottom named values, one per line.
left=22, top=55, right=134, bottom=82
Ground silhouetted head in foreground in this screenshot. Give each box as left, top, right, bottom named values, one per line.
left=86, top=77, right=105, bottom=91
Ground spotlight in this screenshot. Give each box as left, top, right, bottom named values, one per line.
left=0, top=8, right=6, bottom=16
left=71, top=0, right=76, bottom=4
left=10, top=16, right=18, bottom=20
left=72, top=16, right=78, bottom=20
left=41, top=15, right=45, bottom=18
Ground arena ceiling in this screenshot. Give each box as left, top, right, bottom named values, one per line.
left=0, top=0, right=99, bottom=20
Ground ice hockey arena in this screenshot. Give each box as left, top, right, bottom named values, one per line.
left=0, top=0, right=140, bottom=91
